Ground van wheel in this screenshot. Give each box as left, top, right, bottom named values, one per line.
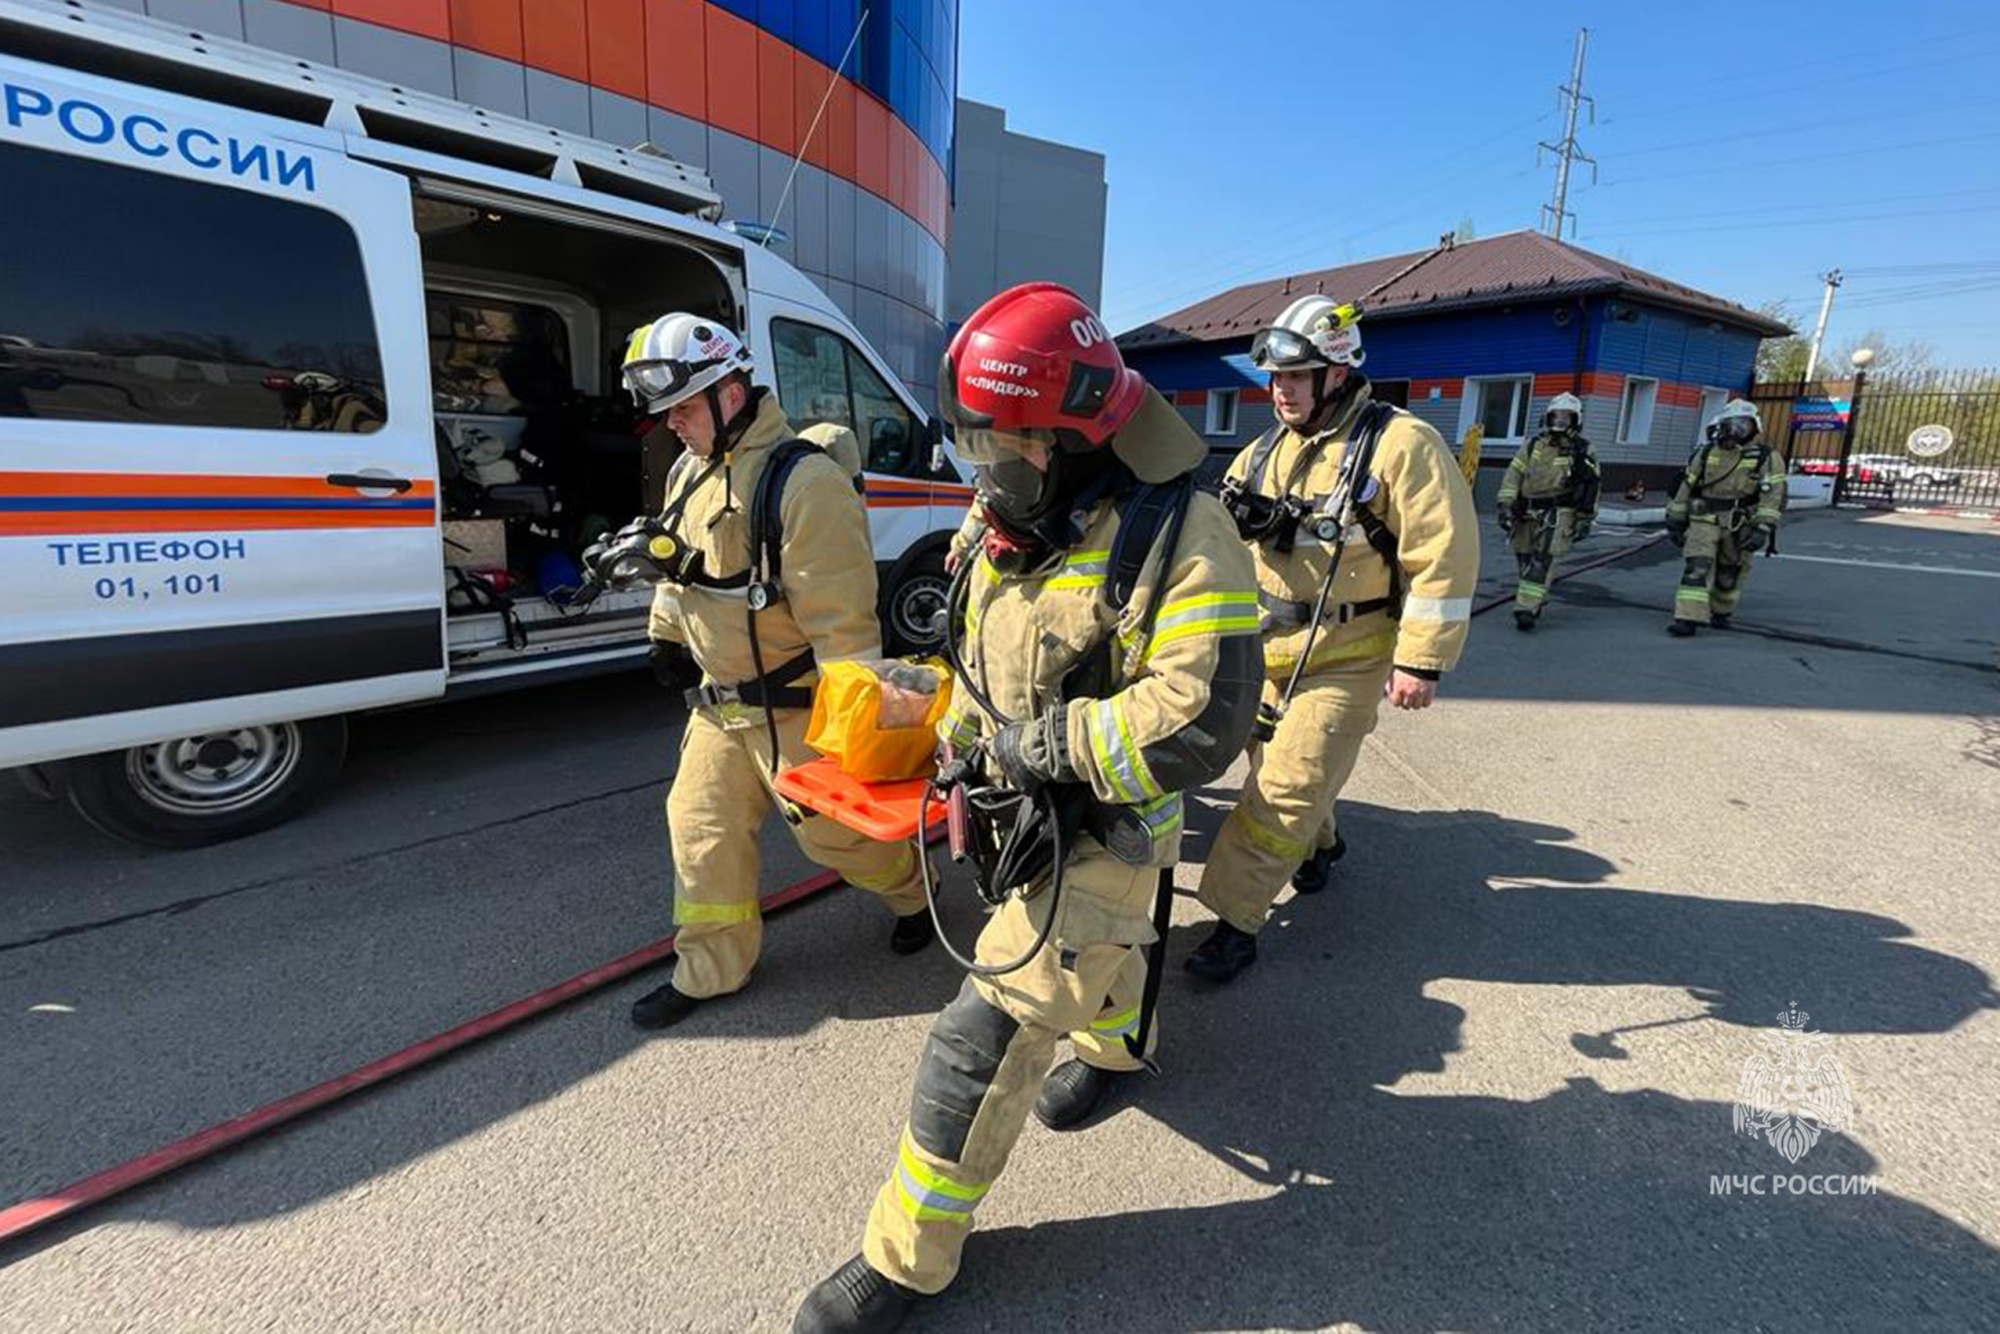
left=883, top=550, right=951, bottom=656
left=65, top=717, right=348, bottom=849
left=17, top=764, right=65, bottom=802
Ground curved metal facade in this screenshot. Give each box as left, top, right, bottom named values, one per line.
left=194, top=0, right=957, bottom=396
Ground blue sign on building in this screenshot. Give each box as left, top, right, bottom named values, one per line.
left=1791, top=396, right=1852, bottom=432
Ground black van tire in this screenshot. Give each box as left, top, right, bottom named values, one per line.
left=17, top=764, right=66, bottom=802
left=881, top=547, right=951, bottom=656
left=65, top=716, right=349, bottom=849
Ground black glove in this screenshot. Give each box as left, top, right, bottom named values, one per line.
left=1571, top=517, right=1594, bottom=542
left=1744, top=523, right=1775, bottom=553
left=649, top=641, right=701, bottom=690
left=986, top=708, right=1074, bottom=794
left=1666, top=519, right=1688, bottom=549
left=1497, top=509, right=1516, bottom=535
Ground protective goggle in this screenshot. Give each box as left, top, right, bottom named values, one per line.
left=1546, top=410, right=1579, bottom=431
left=1249, top=326, right=1323, bottom=368
left=955, top=426, right=1054, bottom=468
left=622, top=356, right=721, bottom=406
left=1711, top=415, right=1758, bottom=444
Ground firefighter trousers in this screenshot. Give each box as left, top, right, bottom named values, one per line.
left=665, top=705, right=927, bottom=999
left=1511, top=506, right=1576, bottom=614
left=1196, top=659, right=1393, bottom=934
left=1674, top=517, right=1754, bottom=624
left=860, top=851, right=1157, bottom=1294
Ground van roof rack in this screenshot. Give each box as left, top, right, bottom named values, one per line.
left=0, top=0, right=723, bottom=219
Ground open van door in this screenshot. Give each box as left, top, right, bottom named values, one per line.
left=0, top=56, right=443, bottom=838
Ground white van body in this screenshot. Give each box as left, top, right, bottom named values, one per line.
left=0, top=1, right=972, bottom=845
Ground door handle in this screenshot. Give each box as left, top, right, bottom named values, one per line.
left=326, top=472, right=415, bottom=493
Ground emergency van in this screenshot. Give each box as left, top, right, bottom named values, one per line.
left=0, top=1, right=973, bottom=847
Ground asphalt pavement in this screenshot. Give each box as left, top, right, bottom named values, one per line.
left=2, top=507, right=1997, bottom=1332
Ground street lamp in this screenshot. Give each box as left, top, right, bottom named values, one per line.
left=1832, top=348, right=1876, bottom=507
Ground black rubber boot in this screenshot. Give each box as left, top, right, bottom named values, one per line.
left=1711, top=612, right=1733, bottom=630
left=1514, top=608, right=1538, bottom=632
left=1034, top=1059, right=1132, bottom=1131
left=1667, top=618, right=1698, bottom=638
left=889, top=909, right=935, bottom=956
left=1184, top=920, right=1259, bottom=983
left=1291, top=834, right=1348, bottom=896
left=793, top=1254, right=919, bottom=1334
left=630, top=982, right=703, bottom=1030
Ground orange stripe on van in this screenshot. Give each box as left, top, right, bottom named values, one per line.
left=0, top=471, right=436, bottom=500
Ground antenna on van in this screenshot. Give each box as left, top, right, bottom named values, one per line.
left=763, top=9, right=871, bottom=250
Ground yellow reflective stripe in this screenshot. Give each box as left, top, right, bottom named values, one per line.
left=1243, top=813, right=1311, bottom=861
left=845, top=844, right=915, bottom=893
left=1136, top=792, right=1182, bottom=837
left=1147, top=614, right=1261, bottom=657
left=893, top=1135, right=989, bottom=1222
left=1112, top=698, right=1163, bottom=801
left=1046, top=549, right=1111, bottom=591
left=1264, top=627, right=1397, bottom=676
left=674, top=894, right=760, bottom=925
left=1087, top=700, right=1135, bottom=803
left=623, top=325, right=649, bottom=364
left=1091, top=1006, right=1140, bottom=1035
left=939, top=702, right=981, bottom=748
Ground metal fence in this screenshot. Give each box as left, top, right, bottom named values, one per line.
left=1750, top=369, right=2000, bottom=512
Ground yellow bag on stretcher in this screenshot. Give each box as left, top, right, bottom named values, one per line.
left=804, top=659, right=954, bottom=782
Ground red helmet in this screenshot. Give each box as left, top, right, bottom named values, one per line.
left=939, top=283, right=1145, bottom=447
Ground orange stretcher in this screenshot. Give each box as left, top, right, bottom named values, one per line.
left=774, top=757, right=949, bottom=843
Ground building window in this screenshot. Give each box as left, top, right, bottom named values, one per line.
left=1695, top=387, right=1728, bottom=443
left=1463, top=375, right=1534, bottom=443
left=0, top=140, right=385, bottom=431
left=1618, top=377, right=1659, bottom=446
left=1205, top=388, right=1239, bottom=437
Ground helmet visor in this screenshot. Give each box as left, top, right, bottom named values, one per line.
left=959, top=427, right=1056, bottom=517
left=1712, top=414, right=1758, bottom=446
left=1249, top=326, right=1323, bottom=369
left=624, top=356, right=719, bottom=408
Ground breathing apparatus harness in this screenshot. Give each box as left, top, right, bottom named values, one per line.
left=574, top=396, right=841, bottom=778
left=914, top=474, right=1192, bottom=1064
left=1673, top=434, right=1779, bottom=556
left=1223, top=398, right=1397, bottom=742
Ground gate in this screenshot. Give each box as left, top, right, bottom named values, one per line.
left=1750, top=369, right=2000, bottom=512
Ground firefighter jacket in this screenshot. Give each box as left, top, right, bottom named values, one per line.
left=647, top=389, right=882, bottom=695
left=1497, top=430, right=1601, bottom=517
left=1224, top=387, right=1481, bottom=678
left=937, top=390, right=1263, bottom=869
left=1666, top=440, right=1786, bottom=530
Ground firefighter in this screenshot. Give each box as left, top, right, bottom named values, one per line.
left=792, top=284, right=1263, bottom=1332
left=620, top=315, right=932, bottom=1031
left=1497, top=391, right=1601, bottom=630
left=1188, top=297, right=1480, bottom=982
left=1665, top=398, right=1784, bottom=635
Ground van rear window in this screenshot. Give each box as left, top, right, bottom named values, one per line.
left=0, top=141, right=386, bottom=432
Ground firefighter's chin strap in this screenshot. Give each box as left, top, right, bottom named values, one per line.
left=911, top=553, right=1069, bottom=977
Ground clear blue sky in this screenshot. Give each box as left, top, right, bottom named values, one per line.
left=958, top=0, right=2000, bottom=364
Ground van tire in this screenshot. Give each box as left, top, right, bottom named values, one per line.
left=882, top=548, right=951, bottom=656
left=17, top=764, right=66, bottom=802
left=65, top=717, right=349, bottom=849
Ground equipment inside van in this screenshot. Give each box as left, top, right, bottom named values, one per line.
left=0, top=1, right=972, bottom=847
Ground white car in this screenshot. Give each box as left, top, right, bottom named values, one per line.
left=0, top=4, right=973, bottom=846
left=1847, top=454, right=1963, bottom=488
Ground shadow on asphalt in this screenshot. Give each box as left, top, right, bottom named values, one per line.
left=955, top=797, right=2000, bottom=1332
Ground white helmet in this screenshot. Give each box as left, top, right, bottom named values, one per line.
left=1249, top=296, right=1366, bottom=372
left=1544, top=391, right=1583, bottom=433
left=1707, top=397, right=1760, bottom=446
left=621, top=313, right=756, bottom=413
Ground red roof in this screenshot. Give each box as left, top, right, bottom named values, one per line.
left=1117, top=229, right=1792, bottom=349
